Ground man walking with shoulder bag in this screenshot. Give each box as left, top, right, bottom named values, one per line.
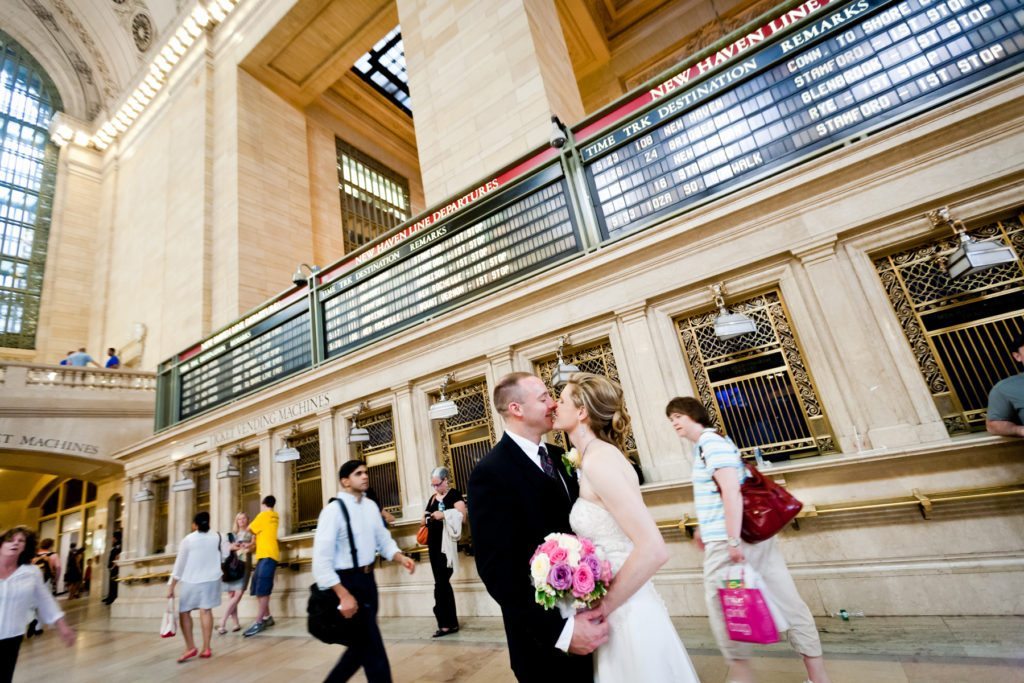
left=312, top=460, right=416, bottom=682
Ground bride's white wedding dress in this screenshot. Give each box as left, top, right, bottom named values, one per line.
left=570, top=493, right=700, bottom=683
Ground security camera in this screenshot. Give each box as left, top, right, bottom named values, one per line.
left=291, top=263, right=320, bottom=287
left=291, top=268, right=307, bottom=286
left=550, top=116, right=567, bottom=149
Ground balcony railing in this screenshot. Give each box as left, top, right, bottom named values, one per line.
left=0, top=362, right=156, bottom=391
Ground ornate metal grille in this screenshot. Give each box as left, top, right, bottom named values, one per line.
left=675, top=290, right=837, bottom=460
left=152, top=478, right=169, bottom=554
left=289, top=432, right=322, bottom=533
left=434, top=379, right=496, bottom=491
left=193, top=464, right=210, bottom=516
left=874, top=213, right=1024, bottom=433
left=337, top=138, right=411, bottom=254
left=0, top=31, right=63, bottom=348
left=354, top=409, right=402, bottom=515
left=236, top=451, right=261, bottom=522
left=534, top=338, right=640, bottom=464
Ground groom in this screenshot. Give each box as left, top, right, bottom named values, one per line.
left=469, top=372, right=608, bottom=682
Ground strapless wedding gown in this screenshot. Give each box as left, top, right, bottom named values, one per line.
left=570, top=496, right=700, bottom=683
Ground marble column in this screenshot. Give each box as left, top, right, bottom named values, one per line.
left=317, top=409, right=339, bottom=505
left=393, top=383, right=426, bottom=517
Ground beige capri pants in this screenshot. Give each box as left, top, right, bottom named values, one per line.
left=703, top=536, right=822, bottom=660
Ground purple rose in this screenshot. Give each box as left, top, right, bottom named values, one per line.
left=548, top=562, right=573, bottom=592
left=581, top=554, right=602, bottom=581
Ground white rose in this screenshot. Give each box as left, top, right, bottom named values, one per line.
left=562, top=536, right=581, bottom=554
left=531, top=553, right=551, bottom=586
left=567, top=549, right=581, bottom=566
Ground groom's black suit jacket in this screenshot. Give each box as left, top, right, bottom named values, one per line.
left=469, top=433, right=592, bottom=683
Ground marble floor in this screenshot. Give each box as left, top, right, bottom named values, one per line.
left=12, top=600, right=1024, bottom=683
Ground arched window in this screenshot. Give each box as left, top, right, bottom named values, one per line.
left=0, top=30, right=62, bottom=348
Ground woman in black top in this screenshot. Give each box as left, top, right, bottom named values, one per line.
left=424, top=466, right=467, bottom=637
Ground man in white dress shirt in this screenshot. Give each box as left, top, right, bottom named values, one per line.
left=312, top=460, right=415, bottom=683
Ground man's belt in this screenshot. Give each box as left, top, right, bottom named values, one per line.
left=338, top=564, right=373, bottom=576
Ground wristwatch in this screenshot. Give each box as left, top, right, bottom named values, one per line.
left=727, top=537, right=741, bottom=548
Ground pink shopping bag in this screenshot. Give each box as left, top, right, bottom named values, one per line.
left=718, top=585, right=779, bottom=644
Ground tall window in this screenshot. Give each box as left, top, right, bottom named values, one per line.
left=675, top=290, right=838, bottom=461
left=874, top=211, right=1024, bottom=433
left=337, top=138, right=411, bottom=254
left=434, top=379, right=496, bottom=491
left=0, top=31, right=62, bottom=348
left=36, top=479, right=97, bottom=594
left=237, top=451, right=261, bottom=522
left=193, top=464, right=211, bottom=516
left=352, top=408, right=401, bottom=515
left=152, top=478, right=169, bottom=554
left=290, top=432, right=322, bottom=533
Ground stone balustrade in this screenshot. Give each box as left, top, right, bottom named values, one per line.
left=0, top=361, right=156, bottom=391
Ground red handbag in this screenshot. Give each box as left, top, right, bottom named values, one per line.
left=735, top=462, right=802, bottom=543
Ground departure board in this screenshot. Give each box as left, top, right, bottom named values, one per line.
left=582, top=0, right=1024, bottom=239
left=320, top=164, right=581, bottom=357
left=178, top=300, right=312, bottom=420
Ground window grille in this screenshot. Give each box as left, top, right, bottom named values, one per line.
left=193, top=464, right=211, bottom=516
left=152, top=478, right=169, bottom=554
left=336, top=138, right=411, bottom=254
left=534, top=338, right=640, bottom=465
left=289, top=432, right=322, bottom=533
left=874, top=212, right=1024, bottom=433
left=351, top=26, right=411, bottom=114
left=237, top=451, right=261, bottom=522
left=0, top=30, right=62, bottom=348
left=434, top=379, right=496, bottom=492
left=354, top=408, right=402, bottom=516
left=675, top=290, right=838, bottom=460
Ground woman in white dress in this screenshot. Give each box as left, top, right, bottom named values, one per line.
left=553, top=372, right=699, bottom=683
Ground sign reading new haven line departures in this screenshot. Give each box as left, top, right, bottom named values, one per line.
left=157, top=0, right=1023, bottom=428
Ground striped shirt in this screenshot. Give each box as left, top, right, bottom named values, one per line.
left=692, top=429, right=746, bottom=543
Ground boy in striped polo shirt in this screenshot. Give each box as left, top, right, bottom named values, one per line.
left=666, top=396, right=830, bottom=683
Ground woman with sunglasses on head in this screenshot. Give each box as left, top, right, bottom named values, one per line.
left=423, top=467, right=467, bottom=638
left=0, top=526, right=76, bottom=683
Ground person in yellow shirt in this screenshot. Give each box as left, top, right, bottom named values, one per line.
left=243, top=496, right=279, bottom=637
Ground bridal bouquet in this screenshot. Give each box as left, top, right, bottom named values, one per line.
left=530, top=532, right=612, bottom=611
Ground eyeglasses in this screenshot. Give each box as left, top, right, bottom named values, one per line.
left=431, top=482, right=445, bottom=488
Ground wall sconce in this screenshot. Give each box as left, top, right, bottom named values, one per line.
left=552, top=335, right=580, bottom=387
left=133, top=477, right=154, bottom=502
left=216, top=449, right=240, bottom=479
left=274, top=425, right=302, bottom=462
left=171, top=462, right=196, bottom=492
left=348, top=401, right=371, bottom=443
left=291, top=263, right=321, bottom=286
left=429, top=373, right=459, bottom=421
left=712, top=283, right=757, bottom=340
left=929, top=206, right=1018, bottom=279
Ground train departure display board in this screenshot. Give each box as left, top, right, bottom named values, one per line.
left=581, top=0, right=1024, bottom=239
left=178, top=300, right=312, bottom=420
left=319, top=164, right=581, bottom=357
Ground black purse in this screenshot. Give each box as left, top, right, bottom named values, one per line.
left=221, top=533, right=246, bottom=583
left=307, top=498, right=361, bottom=645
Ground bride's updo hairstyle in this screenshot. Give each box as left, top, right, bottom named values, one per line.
left=566, top=372, right=632, bottom=454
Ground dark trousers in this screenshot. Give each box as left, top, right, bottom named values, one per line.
left=105, top=571, right=118, bottom=603
left=325, top=571, right=391, bottom=683
left=0, top=635, right=23, bottom=683
left=428, top=548, right=458, bottom=629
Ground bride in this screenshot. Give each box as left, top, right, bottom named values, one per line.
left=553, top=372, right=699, bottom=683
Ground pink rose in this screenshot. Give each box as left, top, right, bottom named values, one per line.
left=580, top=538, right=595, bottom=555
left=539, top=540, right=559, bottom=556
left=548, top=546, right=568, bottom=564
left=601, top=560, right=612, bottom=583
left=572, top=563, right=596, bottom=598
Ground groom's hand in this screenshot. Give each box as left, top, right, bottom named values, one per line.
left=568, top=610, right=609, bottom=655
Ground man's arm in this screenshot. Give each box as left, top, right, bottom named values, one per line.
left=986, top=386, right=1024, bottom=437
left=468, top=463, right=567, bottom=649
left=986, top=419, right=1024, bottom=437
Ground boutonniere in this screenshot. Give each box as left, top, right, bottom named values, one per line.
left=562, top=448, right=582, bottom=478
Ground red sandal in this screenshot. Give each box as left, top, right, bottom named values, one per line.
left=177, top=648, right=198, bottom=663
left=199, top=648, right=212, bottom=658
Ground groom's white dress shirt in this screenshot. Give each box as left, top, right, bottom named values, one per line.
left=504, top=429, right=574, bottom=651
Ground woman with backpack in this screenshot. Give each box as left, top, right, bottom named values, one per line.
left=217, top=511, right=252, bottom=635
left=167, top=511, right=229, bottom=662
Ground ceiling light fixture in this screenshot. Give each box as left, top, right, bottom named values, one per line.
left=429, top=373, right=459, bottom=421
left=712, top=283, right=757, bottom=340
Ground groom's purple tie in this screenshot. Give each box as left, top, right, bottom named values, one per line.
left=538, top=445, right=559, bottom=481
